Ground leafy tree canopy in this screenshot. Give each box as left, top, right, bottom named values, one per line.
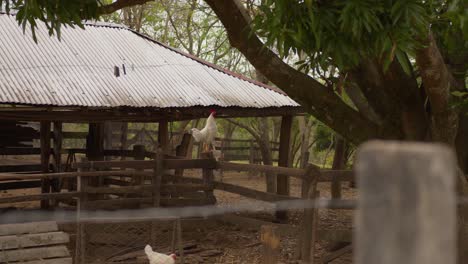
left=0, top=0, right=103, bottom=41
left=253, top=0, right=467, bottom=73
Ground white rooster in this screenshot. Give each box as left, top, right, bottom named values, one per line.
left=144, top=245, right=176, bottom=264
left=190, top=110, right=218, bottom=152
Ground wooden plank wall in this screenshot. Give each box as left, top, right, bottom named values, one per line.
left=0, top=221, right=72, bottom=263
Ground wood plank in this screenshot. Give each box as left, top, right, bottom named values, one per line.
left=74, top=160, right=154, bottom=169
left=0, top=221, right=58, bottom=236
left=319, top=170, right=354, bottom=182
left=0, top=231, right=69, bottom=250
left=164, top=158, right=218, bottom=169
left=17, top=257, right=73, bottom=264
left=85, top=184, right=211, bottom=195
left=0, top=170, right=152, bottom=181
left=0, top=192, right=80, bottom=204
left=0, top=148, right=42, bottom=155
left=0, top=180, right=41, bottom=190
left=0, top=164, right=42, bottom=173
left=1, top=245, right=70, bottom=262
left=219, top=162, right=305, bottom=178
left=85, top=196, right=214, bottom=209
left=214, top=181, right=296, bottom=202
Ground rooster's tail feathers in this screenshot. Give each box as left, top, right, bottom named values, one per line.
left=190, top=128, right=203, bottom=142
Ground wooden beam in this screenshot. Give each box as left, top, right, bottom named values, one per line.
left=0, top=221, right=59, bottom=236
left=0, top=171, right=151, bottom=181
left=40, top=121, right=52, bottom=209
left=0, top=192, right=80, bottom=204
left=0, top=180, right=41, bottom=190
left=164, top=158, right=218, bottom=169
left=214, top=181, right=295, bottom=202
left=0, top=245, right=70, bottom=262
left=0, top=231, right=69, bottom=250
left=276, top=115, right=293, bottom=221
left=219, top=162, right=304, bottom=178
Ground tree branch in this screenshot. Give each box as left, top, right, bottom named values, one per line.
left=98, top=0, right=154, bottom=15
left=204, top=0, right=386, bottom=144
left=416, top=32, right=460, bottom=143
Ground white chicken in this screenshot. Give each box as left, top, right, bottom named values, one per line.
left=144, top=245, right=176, bottom=264
left=190, top=110, right=218, bottom=152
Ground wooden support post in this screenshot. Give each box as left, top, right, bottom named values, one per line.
left=299, top=164, right=320, bottom=263
left=76, top=157, right=89, bottom=264
left=133, top=145, right=146, bottom=186
left=201, top=152, right=217, bottom=205
left=276, top=115, right=293, bottom=221
left=86, top=123, right=105, bottom=161
left=158, top=120, right=169, bottom=154
left=355, top=141, right=456, bottom=264
left=86, top=123, right=104, bottom=188
left=52, top=122, right=62, bottom=206
left=261, top=225, right=280, bottom=264
left=249, top=139, right=255, bottom=164
left=301, top=190, right=320, bottom=263
left=40, top=121, right=51, bottom=209
left=151, top=149, right=164, bottom=246
left=120, top=122, right=128, bottom=156
left=174, top=133, right=192, bottom=182
left=104, top=121, right=113, bottom=160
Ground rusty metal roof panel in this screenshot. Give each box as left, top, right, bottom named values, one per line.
left=0, top=14, right=300, bottom=110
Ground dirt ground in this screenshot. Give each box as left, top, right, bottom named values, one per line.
left=0, top=159, right=355, bottom=264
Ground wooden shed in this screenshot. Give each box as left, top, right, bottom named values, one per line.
left=0, top=13, right=301, bottom=214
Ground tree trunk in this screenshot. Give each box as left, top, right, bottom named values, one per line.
left=258, top=117, right=275, bottom=193
left=331, top=136, right=347, bottom=198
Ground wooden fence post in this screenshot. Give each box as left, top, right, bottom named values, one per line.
left=201, top=152, right=217, bottom=204
left=261, top=225, right=280, bottom=264
left=76, top=157, right=89, bottom=264
left=40, top=121, right=51, bottom=209
left=355, top=141, right=457, bottom=264
left=151, top=148, right=164, bottom=246
left=299, top=164, right=321, bottom=263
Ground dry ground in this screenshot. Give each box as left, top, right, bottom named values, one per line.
left=0, top=158, right=355, bottom=264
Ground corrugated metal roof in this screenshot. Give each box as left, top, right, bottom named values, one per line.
left=0, top=14, right=300, bottom=110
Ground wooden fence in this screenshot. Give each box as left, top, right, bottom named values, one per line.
left=0, top=151, right=353, bottom=263
left=0, top=141, right=458, bottom=264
